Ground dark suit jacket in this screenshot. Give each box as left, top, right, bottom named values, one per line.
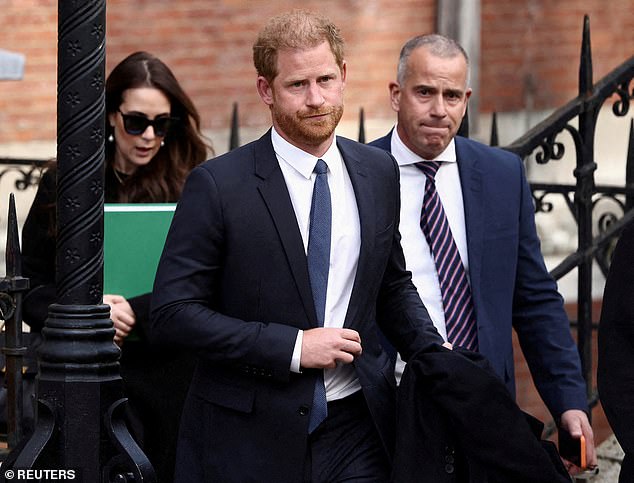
left=150, top=130, right=444, bottom=482
left=598, top=220, right=634, bottom=482
left=370, top=132, right=587, bottom=419
left=393, top=347, right=571, bottom=483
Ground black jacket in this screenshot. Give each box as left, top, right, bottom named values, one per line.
left=598, top=220, right=634, bottom=482
left=393, top=347, right=571, bottom=483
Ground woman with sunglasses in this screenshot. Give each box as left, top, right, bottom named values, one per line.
left=21, top=51, right=212, bottom=483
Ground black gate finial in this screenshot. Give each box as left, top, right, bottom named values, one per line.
left=229, top=102, right=240, bottom=151
left=490, top=112, right=499, bottom=147
left=0, top=194, right=29, bottom=449
left=579, top=14, right=593, bottom=97
left=626, top=119, right=634, bottom=211
left=358, top=107, right=366, bottom=144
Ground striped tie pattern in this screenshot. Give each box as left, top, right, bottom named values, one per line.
left=416, top=161, right=478, bottom=351
left=307, top=159, right=330, bottom=433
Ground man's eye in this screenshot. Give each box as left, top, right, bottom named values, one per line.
left=446, top=93, right=462, bottom=103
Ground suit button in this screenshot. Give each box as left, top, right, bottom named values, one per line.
left=445, top=455, right=454, bottom=464
left=298, top=405, right=309, bottom=416
left=445, top=464, right=454, bottom=474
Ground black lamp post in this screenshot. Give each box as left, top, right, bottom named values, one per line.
left=0, top=2, right=154, bottom=481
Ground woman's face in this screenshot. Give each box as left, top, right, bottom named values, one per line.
left=108, top=87, right=172, bottom=174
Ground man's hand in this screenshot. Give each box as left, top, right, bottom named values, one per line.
left=559, top=409, right=597, bottom=475
left=103, top=294, right=136, bottom=345
left=300, top=328, right=362, bottom=369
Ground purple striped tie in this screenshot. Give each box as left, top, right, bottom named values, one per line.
left=416, top=161, right=478, bottom=351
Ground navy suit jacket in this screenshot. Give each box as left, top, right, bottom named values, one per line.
left=150, top=130, right=443, bottom=482
left=370, top=132, right=587, bottom=419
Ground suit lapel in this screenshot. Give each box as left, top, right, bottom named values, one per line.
left=254, top=134, right=382, bottom=330
left=455, top=137, right=484, bottom=310
left=255, top=132, right=317, bottom=328
left=337, top=139, right=375, bottom=328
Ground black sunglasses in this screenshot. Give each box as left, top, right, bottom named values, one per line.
left=117, top=109, right=178, bottom=137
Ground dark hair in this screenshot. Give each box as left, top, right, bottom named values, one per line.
left=106, top=51, right=212, bottom=202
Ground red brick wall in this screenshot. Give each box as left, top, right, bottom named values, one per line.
left=105, top=0, right=437, bottom=133
left=0, top=0, right=436, bottom=144
left=480, top=0, right=634, bottom=112
left=1, top=0, right=632, bottom=145
left=0, top=0, right=58, bottom=143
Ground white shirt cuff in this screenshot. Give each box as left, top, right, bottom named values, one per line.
left=291, top=329, right=303, bottom=373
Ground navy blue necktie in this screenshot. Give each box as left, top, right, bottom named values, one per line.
left=416, top=161, right=478, bottom=351
left=307, top=159, right=331, bottom=433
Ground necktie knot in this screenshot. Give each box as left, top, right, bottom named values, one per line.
left=314, top=159, right=328, bottom=175
left=415, top=161, right=441, bottom=180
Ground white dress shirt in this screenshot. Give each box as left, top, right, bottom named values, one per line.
left=390, top=127, right=470, bottom=381
left=272, top=127, right=362, bottom=401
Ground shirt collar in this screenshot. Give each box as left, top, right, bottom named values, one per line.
left=272, top=126, right=341, bottom=179
left=391, top=125, right=457, bottom=166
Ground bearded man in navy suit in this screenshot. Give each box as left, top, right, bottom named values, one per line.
left=369, top=33, right=596, bottom=476
left=150, top=11, right=447, bottom=483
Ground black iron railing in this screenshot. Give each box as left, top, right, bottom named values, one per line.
left=502, top=16, right=634, bottom=414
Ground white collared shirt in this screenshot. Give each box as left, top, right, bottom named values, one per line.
left=390, top=127, right=470, bottom=380
left=272, top=127, right=362, bottom=401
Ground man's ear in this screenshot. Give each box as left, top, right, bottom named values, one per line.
left=389, top=81, right=401, bottom=112
left=256, top=76, right=274, bottom=106
left=462, top=87, right=473, bottom=116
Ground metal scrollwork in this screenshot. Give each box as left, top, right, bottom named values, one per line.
left=612, top=79, right=634, bottom=117
left=563, top=124, right=582, bottom=158
left=592, top=193, right=626, bottom=233
left=532, top=190, right=554, bottom=213
left=534, top=132, right=567, bottom=164
left=0, top=163, right=45, bottom=191
left=591, top=192, right=628, bottom=273
left=597, top=211, right=618, bottom=234
left=0, top=292, right=15, bottom=320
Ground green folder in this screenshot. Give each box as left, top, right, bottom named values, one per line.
left=103, top=203, right=176, bottom=298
